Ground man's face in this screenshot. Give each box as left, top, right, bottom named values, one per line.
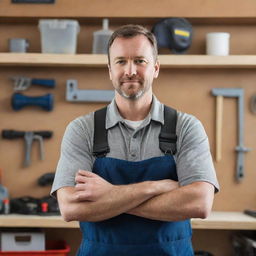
left=108, top=35, right=159, bottom=100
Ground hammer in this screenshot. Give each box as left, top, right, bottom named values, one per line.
left=211, top=88, right=250, bottom=182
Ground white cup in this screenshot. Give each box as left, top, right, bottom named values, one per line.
left=206, top=32, right=230, bottom=56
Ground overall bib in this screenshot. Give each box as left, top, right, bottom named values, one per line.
left=77, top=106, right=194, bottom=256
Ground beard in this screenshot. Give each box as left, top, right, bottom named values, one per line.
left=115, top=78, right=149, bottom=100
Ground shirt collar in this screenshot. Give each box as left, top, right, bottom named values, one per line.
left=106, top=95, right=164, bottom=129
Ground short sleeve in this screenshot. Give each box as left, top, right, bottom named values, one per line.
left=50, top=113, right=95, bottom=197
left=176, top=112, right=220, bottom=192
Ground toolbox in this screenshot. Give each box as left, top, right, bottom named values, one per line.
left=0, top=240, right=70, bottom=256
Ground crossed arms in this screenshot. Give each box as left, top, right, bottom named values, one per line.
left=57, top=170, right=214, bottom=223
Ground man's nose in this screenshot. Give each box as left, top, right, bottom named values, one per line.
left=124, top=62, right=137, bottom=77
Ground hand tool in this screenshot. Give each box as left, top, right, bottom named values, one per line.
left=11, top=76, right=55, bottom=91
left=211, top=88, right=251, bottom=182
left=10, top=196, right=40, bottom=214
left=10, top=195, right=59, bottom=215
left=232, top=233, right=256, bottom=255
left=249, top=94, right=256, bottom=114
left=38, top=172, right=55, bottom=186
left=244, top=209, right=256, bottom=218
left=2, top=130, right=53, bottom=167
left=0, top=168, right=9, bottom=214
left=66, top=79, right=114, bottom=102
left=11, top=93, right=54, bottom=111
left=12, top=0, right=55, bottom=3
left=39, top=196, right=60, bottom=215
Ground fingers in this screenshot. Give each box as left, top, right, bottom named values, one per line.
left=75, top=174, right=85, bottom=184
left=75, top=183, right=86, bottom=191
left=77, top=170, right=98, bottom=177
left=75, top=170, right=98, bottom=184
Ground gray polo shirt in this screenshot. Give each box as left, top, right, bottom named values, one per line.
left=51, top=96, right=219, bottom=196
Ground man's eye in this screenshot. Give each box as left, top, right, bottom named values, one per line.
left=116, top=60, right=125, bottom=64
left=135, top=59, right=146, bottom=64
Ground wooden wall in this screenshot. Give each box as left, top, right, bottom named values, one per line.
left=1, top=1, right=256, bottom=255
left=1, top=0, right=256, bottom=17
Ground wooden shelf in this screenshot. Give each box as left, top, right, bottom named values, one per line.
left=191, top=211, right=256, bottom=230
left=0, top=215, right=79, bottom=229
left=0, top=212, right=255, bottom=230
left=1, top=53, right=256, bottom=68
left=0, top=53, right=108, bottom=68
left=2, top=17, right=256, bottom=26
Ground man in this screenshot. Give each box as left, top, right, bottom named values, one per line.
left=51, top=24, right=219, bottom=256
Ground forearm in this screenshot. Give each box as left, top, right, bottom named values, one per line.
left=128, top=182, right=214, bottom=221
left=57, top=180, right=167, bottom=222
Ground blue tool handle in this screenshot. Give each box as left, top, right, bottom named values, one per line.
left=31, top=79, right=56, bottom=88
left=11, top=93, right=54, bottom=111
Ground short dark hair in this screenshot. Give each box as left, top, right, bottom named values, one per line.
left=107, top=24, right=158, bottom=64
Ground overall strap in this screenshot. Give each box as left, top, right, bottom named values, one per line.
left=93, top=105, right=177, bottom=157
left=159, top=105, right=178, bottom=155
left=92, top=107, right=110, bottom=157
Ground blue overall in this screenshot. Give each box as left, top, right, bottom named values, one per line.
left=77, top=155, right=194, bottom=256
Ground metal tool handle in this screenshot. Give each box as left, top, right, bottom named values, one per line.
left=24, top=132, right=33, bottom=167
left=33, top=134, right=44, bottom=161
left=236, top=152, right=244, bottom=182
left=2, top=130, right=53, bottom=139
left=11, top=93, right=54, bottom=111
left=31, top=79, right=56, bottom=88
left=216, top=95, right=223, bottom=162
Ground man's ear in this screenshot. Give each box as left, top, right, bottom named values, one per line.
left=108, top=64, right=112, bottom=80
left=154, top=60, right=160, bottom=78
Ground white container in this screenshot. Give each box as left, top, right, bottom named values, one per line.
left=39, top=19, right=80, bottom=54
left=206, top=32, right=230, bottom=56
left=9, top=38, right=29, bottom=53
left=92, top=19, right=113, bottom=54
left=0, top=231, right=45, bottom=251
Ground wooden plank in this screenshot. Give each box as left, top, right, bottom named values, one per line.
left=192, top=211, right=256, bottom=230
left=159, top=55, right=256, bottom=68
left=0, top=212, right=255, bottom=230
left=0, top=215, right=79, bottom=228
left=1, top=53, right=256, bottom=68
left=0, top=53, right=108, bottom=67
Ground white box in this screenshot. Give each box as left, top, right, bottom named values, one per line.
left=206, top=32, right=230, bottom=56
left=39, top=19, right=80, bottom=54
left=0, top=231, right=45, bottom=251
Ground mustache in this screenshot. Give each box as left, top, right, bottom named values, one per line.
left=120, top=77, right=142, bottom=83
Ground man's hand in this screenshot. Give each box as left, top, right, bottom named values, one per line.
left=58, top=170, right=182, bottom=222
left=74, top=170, right=114, bottom=202
left=75, top=169, right=179, bottom=202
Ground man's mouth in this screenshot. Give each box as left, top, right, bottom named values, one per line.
left=121, top=80, right=141, bottom=85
